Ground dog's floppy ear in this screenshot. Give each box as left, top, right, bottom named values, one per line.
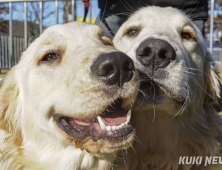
left=204, top=52, right=221, bottom=109
left=0, top=68, right=22, bottom=145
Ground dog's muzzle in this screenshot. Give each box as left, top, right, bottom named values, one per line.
left=136, top=38, right=176, bottom=71
left=91, top=52, right=134, bottom=87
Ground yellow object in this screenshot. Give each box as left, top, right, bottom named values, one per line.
left=76, top=18, right=96, bottom=24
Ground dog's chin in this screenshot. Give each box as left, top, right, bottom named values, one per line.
left=138, top=72, right=186, bottom=106
left=54, top=99, right=135, bottom=153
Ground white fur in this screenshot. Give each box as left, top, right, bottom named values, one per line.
left=113, top=6, right=222, bottom=170
left=0, top=22, right=139, bottom=170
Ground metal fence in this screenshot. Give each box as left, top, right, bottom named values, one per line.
left=0, top=34, right=23, bottom=68
left=0, top=0, right=94, bottom=69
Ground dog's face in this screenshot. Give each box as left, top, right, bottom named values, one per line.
left=2, top=22, right=139, bottom=155
left=114, top=6, right=220, bottom=115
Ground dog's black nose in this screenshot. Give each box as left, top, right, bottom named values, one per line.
left=136, top=38, right=176, bottom=69
left=91, top=52, right=134, bottom=87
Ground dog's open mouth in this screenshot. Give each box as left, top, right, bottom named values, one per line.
left=54, top=99, right=133, bottom=143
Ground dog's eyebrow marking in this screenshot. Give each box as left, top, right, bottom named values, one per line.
left=100, top=36, right=114, bottom=46
left=123, top=25, right=142, bottom=36
left=182, top=27, right=197, bottom=41
left=97, top=30, right=114, bottom=46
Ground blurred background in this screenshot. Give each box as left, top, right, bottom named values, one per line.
left=0, top=0, right=220, bottom=75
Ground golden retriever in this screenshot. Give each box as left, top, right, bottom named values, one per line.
left=113, top=6, right=222, bottom=170
left=0, top=22, right=139, bottom=170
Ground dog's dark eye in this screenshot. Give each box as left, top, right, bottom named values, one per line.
left=42, top=53, right=60, bottom=62
left=181, top=32, right=192, bottom=40
left=126, top=29, right=139, bottom=37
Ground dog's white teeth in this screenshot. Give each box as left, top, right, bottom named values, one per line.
left=112, top=126, right=117, bottom=131
left=97, top=116, right=106, bottom=129
left=97, top=110, right=132, bottom=131
left=126, top=109, right=131, bottom=124
left=106, top=126, right=112, bottom=131
left=119, top=124, right=124, bottom=128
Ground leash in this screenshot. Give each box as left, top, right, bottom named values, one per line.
left=83, top=1, right=90, bottom=22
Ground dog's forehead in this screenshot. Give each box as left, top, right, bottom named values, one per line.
left=42, top=22, right=103, bottom=43
left=128, top=7, right=189, bottom=31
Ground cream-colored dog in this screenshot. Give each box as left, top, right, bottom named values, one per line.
left=114, top=6, right=222, bottom=170
left=0, top=22, right=139, bottom=170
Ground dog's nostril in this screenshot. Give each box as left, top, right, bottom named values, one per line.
left=158, top=48, right=176, bottom=60
left=158, top=49, right=167, bottom=59
left=97, top=64, right=114, bottom=76
left=138, top=47, right=151, bottom=56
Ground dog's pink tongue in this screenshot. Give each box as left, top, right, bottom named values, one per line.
left=101, top=108, right=127, bottom=126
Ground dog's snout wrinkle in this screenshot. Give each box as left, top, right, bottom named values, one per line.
left=91, top=52, right=134, bottom=87
left=136, top=38, right=176, bottom=70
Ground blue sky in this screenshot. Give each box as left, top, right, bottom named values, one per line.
left=1, top=0, right=100, bottom=26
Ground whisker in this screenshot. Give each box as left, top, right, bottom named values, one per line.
left=189, top=2, right=208, bottom=19
left=114, top=12, right=131, bottom=16
left=120, top=0, right=134, bottom=13
left=101, top=151, right=115, bottom=169
left=135, top=89, right=150, bottom=109
left=150, top=81, right=156, bottom=122
left=124, top=0, right=136, bottom=12
left=185, top=67, right=211, bottom=77
left=133, top=135, right=142, bottom=144
left=128, top=141, right=136, bottom=154
left=173, top=84, right=190, bottom=118
left=183, top=70, right=198, bottom=76
left=187, top=0, right=201, bottom=18
left=121, top=149, right=128, bottom=170
left=188, top=74, right=214, bottom=99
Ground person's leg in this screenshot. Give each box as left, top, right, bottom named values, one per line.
left=95, top=12, right=127, bottom=39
